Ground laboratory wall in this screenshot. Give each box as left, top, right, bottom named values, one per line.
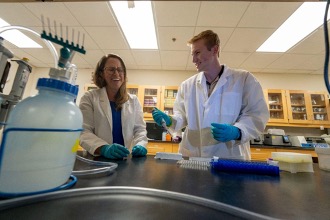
left=20, top=67, right=327, bottom=104
left=2, top=64, right=328, bottom=136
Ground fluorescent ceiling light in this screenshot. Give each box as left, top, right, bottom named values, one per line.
left=0, top=18, right=42, bottom=48
left=257, top=2, right=329, bottom=53
left=110, top=1, right=158, bottom=49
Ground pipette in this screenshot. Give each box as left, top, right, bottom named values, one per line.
left=152, top=107, right=174, bottom=138
left=161, top=118, right=167, bottom=130
left=161, top=118, right=174, bottom=138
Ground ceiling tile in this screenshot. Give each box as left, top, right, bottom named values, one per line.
left=64, top=2, right=117, bottom=27
left=298, top=54, right=324, bottom=70
left=102, top=49, right=136, bottom=67
left=84, top=26, right=128, bottom=50
left=220, top=52, right=251, bottom=68
left=197, top=2, right=250, bottom=27
left=154, top=1, right=200, bottom=26
left=0, top=1, right=326, bottom=76
left=289, top=28, right=326, bottom=54
left=267, top=54, right=315, bottom=69
left=158, top=27, right=195, bottom=50
left=238, top=2, right=301, bottom=28
left=0, top=3, right=40, bottom=26
left=223, top=28, right=275, bottom=53
left=240, top=53, right=283, bottom=69
left=23, top=2, right=80, bottom=26
left=22, top=48, right=56, bottom=64
left=80, top=49, right=105, bottom=67
left=160, top=51, right=190, bottom=67
left=132, top=50, right=161, bottom=66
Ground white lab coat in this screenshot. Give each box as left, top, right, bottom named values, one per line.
left=79, top=87, right=147, bottom=156
left=170, top=65, right=269, bottom=160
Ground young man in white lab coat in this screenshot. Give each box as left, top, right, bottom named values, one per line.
left=153, top=30, right=269, bottom=160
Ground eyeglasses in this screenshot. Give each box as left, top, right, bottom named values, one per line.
left=103, top=67, right=125, bottom=75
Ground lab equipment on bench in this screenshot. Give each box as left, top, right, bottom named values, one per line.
left=250, top=133, right=264, bottom=145
left=210, top=157, right=280, bottom=176
left=263, top=129, right=291, bottom=146
left=263, top=134, right=291, bottom=146
left=0, top=25, right=59, bottom=130
left=146, top=121, right=163, bottom=140
left=288, top=136, right=307, bottom=147
left=0, top=18, right=86, bottom=197
left=0, top=37, right=32, bottom=129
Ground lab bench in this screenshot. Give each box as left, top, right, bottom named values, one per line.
left=147, top=141, right=318, bottom=161
left=146, top=140, right=179, bottom=155
left=250, top=145, right=317, bottom=161
left=0, top=153, right=330, bottom=219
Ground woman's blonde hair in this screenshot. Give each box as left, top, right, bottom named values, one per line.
left=93, top=53, right=128, bottom=110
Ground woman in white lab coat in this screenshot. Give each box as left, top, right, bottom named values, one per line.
left=79, top=54, right=147, bottom=159
left=152, top=30, right=269, bottom=160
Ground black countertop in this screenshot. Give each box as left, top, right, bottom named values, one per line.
left=72, top=153, right=329, bottom=219
left=1, top=153, right=329, bottom=219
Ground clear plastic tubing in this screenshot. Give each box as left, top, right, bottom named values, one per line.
left=0, top=25, right=58, bottom=68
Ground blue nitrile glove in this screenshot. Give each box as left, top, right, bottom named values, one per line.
left=152, top=107, right=172, bottom=127
left=100, top=144, right=130, bottom=159
left=132, top=145, right=148, bottom=157
left=211, top=123, right=241, bottom=142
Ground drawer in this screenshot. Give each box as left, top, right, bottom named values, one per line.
left=146, top=142, right=172, bottom=155
left=172, top=143, right=179, bottom=153
left=251, top=148, right=275, bottom=161
left=276, top=149, right=317, bottom=157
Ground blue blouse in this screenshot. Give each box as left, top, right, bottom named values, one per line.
left=110, top=101, right=124, bottom=146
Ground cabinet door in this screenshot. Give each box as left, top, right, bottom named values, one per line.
left=264, top=89, right=288, bottom=123
left=309, top=92, right=330, bottom=125
left=286, top=90, right=312, bottom=124
left=84, top=83, right=97, bottom=92
left=127, top=84, right=139, bottom=96
left=138, top=86, right=162, bottom=118
left=160, top=86, right=178, bottom=116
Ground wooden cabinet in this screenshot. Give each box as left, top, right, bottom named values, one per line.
left=309, top=92, right=330, bottom=125
left=83, top=84, right=139, bottom=95
left=84, top=84, right=180, bottom=120
left=264, top=89, right=330, bottom=127
left=136, top=85, right=178, bottom=119
left=127, top=84, right=139, bottom=96
left=286, top=90, right=330, bottom=125
left=264, top=89, right=288, bottom=123
left=286, top=90, right=311, bottom=124
left=84, top=83, right=97, bottom=91
left=138, top=85, right=162, bottom=118
left=160, top=86, right=178, bottom=116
